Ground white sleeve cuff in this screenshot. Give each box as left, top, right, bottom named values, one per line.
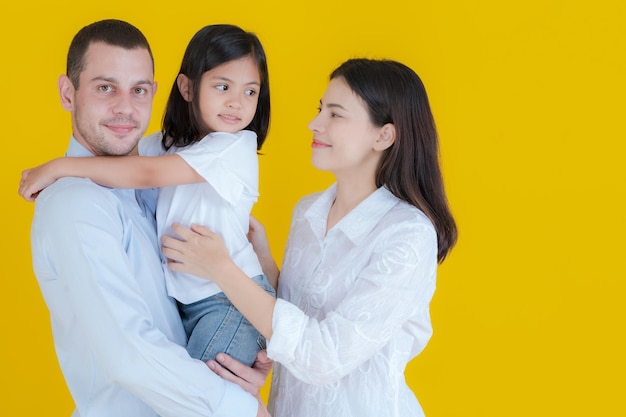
left=266, top=298, right=308, bottom=364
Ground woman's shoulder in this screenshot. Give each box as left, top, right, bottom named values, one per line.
left=383, top=200, right=437, bottom=237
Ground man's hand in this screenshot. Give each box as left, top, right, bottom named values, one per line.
left=206, top=350, right=273, bottom=399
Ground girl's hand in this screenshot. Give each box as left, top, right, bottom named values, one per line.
left=18, top=161, right=60, bottom=202
left=206, top=350, right=274, bottom=399
left=161, top=222, right=233, bottom=282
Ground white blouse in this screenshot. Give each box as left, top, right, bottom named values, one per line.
left=267, top=184, right=439, bottom=417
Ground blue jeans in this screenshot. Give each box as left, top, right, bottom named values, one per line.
left=178, top=274, right=275, bottom=367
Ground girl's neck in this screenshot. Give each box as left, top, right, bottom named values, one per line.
left=326, top=176, right=377, bottom=234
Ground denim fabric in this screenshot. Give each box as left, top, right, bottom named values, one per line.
left=178, top=274, right=275, bottom=367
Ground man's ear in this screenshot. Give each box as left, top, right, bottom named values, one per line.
left=58, top=75, right=75, bottom=111
left=374, top=123, right=396, bottom=151
left=176, top=74, right=192, bottom=102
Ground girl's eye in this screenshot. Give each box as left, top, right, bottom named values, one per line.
left=316, top=106, right=321, bottom=113
left=216, top=84, right=228, bottom=91
left=245, top=89, right=257, bottom=97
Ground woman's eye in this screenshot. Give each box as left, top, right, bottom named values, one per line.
left=216, top=84, right=228, bottom=91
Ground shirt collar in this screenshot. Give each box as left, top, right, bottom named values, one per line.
left=63, top=136, right=141, bottom=200
left=306, top=184, right=400, bottom=245
left=66, top=135, right=94, bottom=157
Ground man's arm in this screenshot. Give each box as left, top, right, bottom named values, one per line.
left=34, top=181, right=258, bottom=417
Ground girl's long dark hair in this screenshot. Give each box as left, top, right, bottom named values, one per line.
left=331, top=58, right=457, bottom=262
left=162, top=24, right=270, bottom=151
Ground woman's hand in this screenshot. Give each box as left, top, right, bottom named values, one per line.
left=247, top=216, right=279, bottom=288
left=206, top=350, right=274, bottom=399
left=247, top=215, right=271, bottom=259
left=161, top=223, right=233, bottom=282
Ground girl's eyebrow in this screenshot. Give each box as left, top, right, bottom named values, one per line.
left=211, top=75, right=260, bottom=87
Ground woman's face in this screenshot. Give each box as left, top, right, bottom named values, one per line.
left=308, top=77, right=385, bottom=179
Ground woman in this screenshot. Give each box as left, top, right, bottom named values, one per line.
left=163, top=57, right=457, bottom=416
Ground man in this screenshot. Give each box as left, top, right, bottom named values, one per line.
left=29, top=19, right=270, bottom=417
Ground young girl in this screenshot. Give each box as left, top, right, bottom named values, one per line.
left=19, top=24, right=275, bottom=368
left=160, top=58, right=458, bottom=416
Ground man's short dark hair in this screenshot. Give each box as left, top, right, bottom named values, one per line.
left=66, top=19, right=154, bottom=88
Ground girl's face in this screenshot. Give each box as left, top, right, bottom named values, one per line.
left=196, top=55, right=260, bottom=135
left=308, top=77, right=390, bottom=179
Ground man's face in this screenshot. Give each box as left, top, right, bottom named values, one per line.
left=60, top=41, right=156, bottom=156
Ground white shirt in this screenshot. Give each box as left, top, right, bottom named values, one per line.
left=140, top=130, right=263, bottom=304
left=267, top=184, right=438, bottom=417
left=31, top=137, right=258, bottom=417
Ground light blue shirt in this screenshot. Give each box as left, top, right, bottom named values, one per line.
left=30, top=137, right=258, bottom=417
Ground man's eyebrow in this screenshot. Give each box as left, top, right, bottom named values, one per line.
left=90, top=76, right=153, bottom=85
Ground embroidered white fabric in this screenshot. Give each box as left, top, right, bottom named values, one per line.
left=267, top=185, right=438, bottom=417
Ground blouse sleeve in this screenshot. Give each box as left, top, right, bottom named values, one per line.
left=176, top=130, right=258, bottom=205
left=267, top=221, right=438, bottom=385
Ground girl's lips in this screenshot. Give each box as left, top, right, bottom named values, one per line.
left=219, top=114, right=241, bottom=124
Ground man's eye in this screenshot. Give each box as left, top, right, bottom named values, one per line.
left=134, top=87, right=146, bottom=95
left=99, top=85, right=112, bottom=93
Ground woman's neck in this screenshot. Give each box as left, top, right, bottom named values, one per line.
left=326, top=176, right=377, bottom=234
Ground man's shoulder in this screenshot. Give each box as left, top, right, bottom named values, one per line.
left=37, top=177, right=118, bottom=213
left=139, top=131, right=165, bottom=156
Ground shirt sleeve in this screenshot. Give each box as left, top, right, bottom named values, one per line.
left=32, top=180, right=258, bottom=417
left=266, top=221, right=438, bottom=386
left=176, top=130, right=259, bottom=205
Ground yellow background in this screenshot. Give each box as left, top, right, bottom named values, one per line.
left=2, top=0, right=624, bottom=415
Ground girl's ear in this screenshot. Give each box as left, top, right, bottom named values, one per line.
left=176, top=74, right=192, bottom=102
left=58, top=75, right=75, bottom=111
left=374, top=123, right=396, bottom=151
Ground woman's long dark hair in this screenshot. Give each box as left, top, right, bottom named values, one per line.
left=162, top=24, right=270, bottom=151
left=331, top=58, right=457, bottom=262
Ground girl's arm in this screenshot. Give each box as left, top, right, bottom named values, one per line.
left=162, top=223, right=276, bottom=339
left=19, top=154, right=203, bottom=201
